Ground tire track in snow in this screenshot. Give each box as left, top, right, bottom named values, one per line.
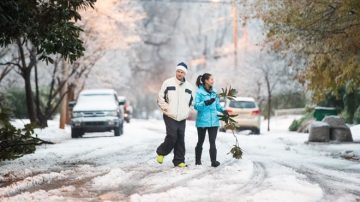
left=0, top=122, right=162, bottom=200
left=96, top=165, right=167, bottom=198
left=130, top=127, right=257, bottom=196
left=129, top=160, right=267, bottom=200
left=0, top=163, right=110, bottom=198
left=234, top=161, right=267, bottom=195
left=138, top=158, right=237, bottom=195
left=0, top=143, right=133, bottom=193
left=136, top=126, right=243, bottom=195
left=0, top=143, right=157, bottom=199
left=278, top=163, right=360, bottom=201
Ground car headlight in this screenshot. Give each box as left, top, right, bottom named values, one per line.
left=106, top=111, right=118, bottom=116
left=72, top=111, right=83, bottom=118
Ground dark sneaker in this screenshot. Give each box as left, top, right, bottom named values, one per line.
left=211, top=161, right=220, bottom=167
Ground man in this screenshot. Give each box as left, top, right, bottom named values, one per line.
left=156, top=62, right=195, bottom=168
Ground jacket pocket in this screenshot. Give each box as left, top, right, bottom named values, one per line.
left=166, top=101, right=178, bottom=120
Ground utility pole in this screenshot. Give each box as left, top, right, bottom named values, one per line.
left=59, top=59, right=68, bottom=129
left=232, top=0, right=238, bottom=69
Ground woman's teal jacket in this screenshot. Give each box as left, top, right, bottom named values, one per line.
left=194, top=85, right=224, bottom=128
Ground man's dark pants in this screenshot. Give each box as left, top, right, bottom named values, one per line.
left=156, top=115, right=186, bottom=166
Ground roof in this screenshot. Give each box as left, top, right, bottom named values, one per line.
left=80, top=89, right=117, bottom=95
left=117, top=96, right=127, bottom=102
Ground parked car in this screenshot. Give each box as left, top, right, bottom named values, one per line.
left=118, top=96, right=133, bottom=123
left=220, top=97, right=261, bottom=134
left=69, top=89, right=125, bottom=138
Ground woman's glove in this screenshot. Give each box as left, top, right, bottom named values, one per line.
left=223, top=110, right=229, bottom=116
left=204, top=98, right=216, bottom=106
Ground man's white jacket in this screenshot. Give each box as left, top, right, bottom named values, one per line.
left=158, top=77, right=195, bottom=121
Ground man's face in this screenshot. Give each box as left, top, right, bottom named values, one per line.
left=176, top=69, right=186, bottom=81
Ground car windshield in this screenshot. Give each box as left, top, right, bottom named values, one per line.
left=229, top=101, right=256, bottom=109
left=77, top=94, right=116, bottom=105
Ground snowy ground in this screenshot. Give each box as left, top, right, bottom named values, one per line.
left=1, top=116, right=360, bottom=202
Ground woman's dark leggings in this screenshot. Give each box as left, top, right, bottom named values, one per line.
left=196, top=127, right=218, bottom=163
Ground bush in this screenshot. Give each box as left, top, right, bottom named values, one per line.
left=317, top=88, right=360, bottom=124
left=341, top=110, right=353, bottom=124
left=0, top=108, right=53, bottom=161
left=272, top=92, right=307, bottom=109
left=343, top=91, right=360, bottom=124
left=288, top=110, right=314, bottom=132
left=5, top=87, right=28, bottom=119
left=259, top=91, right=307, bottom=120
left=354, top=106, right=360, bottom=124
left=4, top=86, right=61, bottom=120
left=289, top=119, right=299, bottom=131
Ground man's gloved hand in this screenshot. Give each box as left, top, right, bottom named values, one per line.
left=204, top=98, right=216, bottom=106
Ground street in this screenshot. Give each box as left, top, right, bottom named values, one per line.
left=1, top=116, right=360, bottom=202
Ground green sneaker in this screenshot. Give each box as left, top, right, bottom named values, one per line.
left=177, top=163, right=187, bottom=168
left=156, top=155, right=164, bottom=164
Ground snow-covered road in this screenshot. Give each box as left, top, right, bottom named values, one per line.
left=1, top=116, right=360, bottom=202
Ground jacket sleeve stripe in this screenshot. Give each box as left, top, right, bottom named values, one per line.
left=185, top=89, right=193, bottom=107
left=164, top=86, right=176, bottom=103
left=189, top=95, right=193, bottom=107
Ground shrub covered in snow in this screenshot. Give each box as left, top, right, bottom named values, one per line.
left=289, top=110, right=314, bottom=133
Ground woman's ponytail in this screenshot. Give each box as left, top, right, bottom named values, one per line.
left=196, top=75, right=203, bottom=87
left=196, top=73, right=212, bottom=87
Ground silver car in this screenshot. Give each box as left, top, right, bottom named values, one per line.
left=69, top=89, right=125, bottom=138
left=220, top=97, right=261, bottom=134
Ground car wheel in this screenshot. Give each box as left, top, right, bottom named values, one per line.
left=71, top=128, right=81, bottom=138
left=79, top=131, right=85, bottom=137
left=120, top=124, right=124, bottom=135
left=114, top=126, right=122, bottom=136
left=253, top=128, right=260, bottom=135
left=120, top=122, right=124, bottom=135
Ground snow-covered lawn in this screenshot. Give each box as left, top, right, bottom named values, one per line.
left=1, top=116, right=360, bottom=202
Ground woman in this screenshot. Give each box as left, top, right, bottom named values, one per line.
left=194, top=73, right=227, bottom=167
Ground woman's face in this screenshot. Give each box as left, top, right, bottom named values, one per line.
left=205, top=76, right=214, bottom=86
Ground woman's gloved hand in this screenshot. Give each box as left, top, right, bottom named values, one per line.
left=204, top=98, right=216, bottom=106
left=222, top=110, right=229, bottom=116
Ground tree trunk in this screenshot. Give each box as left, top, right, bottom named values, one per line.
left=23, top=71, right=37, bottom=123
left=17, top=38, right=37, bottom=123
left=265, top=75, right=271, bottom=132
left=59, top=61, right=68, bottom=129
left=267, top=94, right=271, bottom=132
left=66, top=84, right=75, bottom=124
left=34, top=60, right=48, bottom=127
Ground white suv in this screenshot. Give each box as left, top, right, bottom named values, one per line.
left=220, top=97, right=261, bottom=134
left=69, top=89, right=125, bottom=138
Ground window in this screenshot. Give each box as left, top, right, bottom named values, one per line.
left=78, top=94, right=116, bottom=105
left=229, top=101, right=256, bottom=109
